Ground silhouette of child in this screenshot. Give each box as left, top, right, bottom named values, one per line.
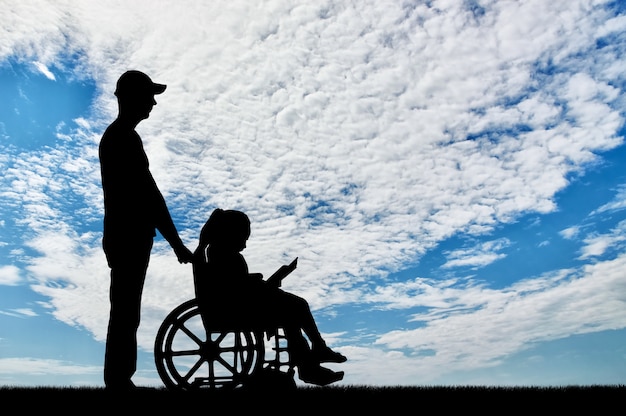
left=193, top=208, right=347, bottom=386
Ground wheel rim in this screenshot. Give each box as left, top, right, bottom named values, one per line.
left=154, top=299, right=264, bottom=390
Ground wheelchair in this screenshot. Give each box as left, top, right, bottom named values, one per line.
left=154, top=297, right=295, bottom=391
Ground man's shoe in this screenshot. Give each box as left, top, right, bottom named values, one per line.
left=298, top=364, right=344, bottom=386
left=105, top=380, right=137, bottom=392
left=312, top=346, right=347, bottom=363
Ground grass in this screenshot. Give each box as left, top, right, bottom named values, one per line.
left=0, top=384, right=623, bottom=412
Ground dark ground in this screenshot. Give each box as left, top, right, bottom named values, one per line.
left=0, top=385, right=623, bottom=412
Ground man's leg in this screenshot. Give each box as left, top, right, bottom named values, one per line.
left=103, top=237, right=152, bottom=389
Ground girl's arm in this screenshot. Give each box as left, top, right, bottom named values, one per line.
left=249, top=273, right=263, bottom=280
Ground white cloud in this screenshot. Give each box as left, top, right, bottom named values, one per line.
left=579, top=235, right=613, bottom=259
left=593, top=184, right=626, bottom=214
left=560, top=226, right=580, bottom=240
left=0, top=308, right=38, bottom=318
left=0, top=0, right=625, bottom=386
left=32, top=60, right=55, bottom=80
left=0, top=357, right=95, bottom=375
left=442, top=238, right=510, bottom=269
left=26, top=231, right=111, bottom=341
left=371, top=253, right=626, bottom=381
left=579, top=219, right=626, bottom=259
left=0, top=265, right=21, bottom=286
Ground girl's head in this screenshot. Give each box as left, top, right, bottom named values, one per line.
left=198, top=208, right=251, bottom=252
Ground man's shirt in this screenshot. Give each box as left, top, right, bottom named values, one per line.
left=99, top=119, right=170, bottom=241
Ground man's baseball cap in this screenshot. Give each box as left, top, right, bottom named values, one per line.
left=114, top=70, right=166, bottom=97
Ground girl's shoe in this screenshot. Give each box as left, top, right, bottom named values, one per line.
left=298, top=364, right=344, bottom=386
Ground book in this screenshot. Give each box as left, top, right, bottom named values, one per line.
left=266, top=257, right=298, bottom=287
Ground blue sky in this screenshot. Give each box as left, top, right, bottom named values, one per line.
left=1, top=0, right=625, bottom=387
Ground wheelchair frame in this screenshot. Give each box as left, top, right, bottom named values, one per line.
left=154, top=298, right=294, bottom=390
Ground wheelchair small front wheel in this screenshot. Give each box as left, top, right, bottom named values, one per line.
left=154, top=298, right=265, bottom=390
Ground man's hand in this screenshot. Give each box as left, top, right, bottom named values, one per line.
left=174, top=244, right=194, bottom=264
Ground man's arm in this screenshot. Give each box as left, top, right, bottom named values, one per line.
left=151, top=179, right=193, bottom=264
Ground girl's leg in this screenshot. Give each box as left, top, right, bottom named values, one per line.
left=277, top=291, right=346, bottom=363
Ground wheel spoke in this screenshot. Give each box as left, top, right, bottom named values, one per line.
left=155, top=299, right=265, bottom=390
left=178, top=321, right=203, bottom=345
left=169, top=347, right=201, bottom=357
left=182, top=356, right=206, bottom=383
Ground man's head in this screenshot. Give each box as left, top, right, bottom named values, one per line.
left=115, top=70, right=166, bottom=98
left=114, top=70, right=166, bottom=122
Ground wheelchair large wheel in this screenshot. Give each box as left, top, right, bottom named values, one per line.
left=154, top=299, right=265, bottom=390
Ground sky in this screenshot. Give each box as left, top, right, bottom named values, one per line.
left=1, top=0, right=625, bottom=388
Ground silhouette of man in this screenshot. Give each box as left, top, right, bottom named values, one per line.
left=99, top=70, right=194, bottom=390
